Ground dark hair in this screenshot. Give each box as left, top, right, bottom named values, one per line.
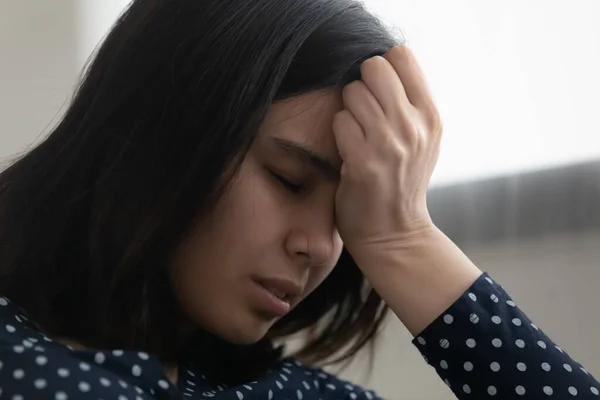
left=0, top=0, right=398, bottom=383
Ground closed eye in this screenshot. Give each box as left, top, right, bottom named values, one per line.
left=269, top=171, right=304, bottom=194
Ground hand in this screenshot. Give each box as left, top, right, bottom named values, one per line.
left=333, top=50, right=481, bottom=334
left=333, top=45, right=442, bottom=263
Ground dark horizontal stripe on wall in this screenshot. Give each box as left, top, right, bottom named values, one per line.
left=428, top=160, right=600, bottom=247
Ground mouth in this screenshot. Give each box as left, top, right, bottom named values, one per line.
left=252, top=276, right=303, bottom=316
left=262, top=285, right=291, bottom=302
left=257, top=277, right=302, bottom=298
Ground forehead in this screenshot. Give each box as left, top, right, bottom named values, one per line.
left=257, top=90, right=344, bottom=161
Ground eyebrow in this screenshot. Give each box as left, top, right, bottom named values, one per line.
left=270, top=137, right=340, bottom=182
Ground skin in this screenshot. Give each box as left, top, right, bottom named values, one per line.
left=332, top=45, right=482, bottom=335
left=56, top=91, right=348, bottom=384
left=168, top=45, right=484, bottom=383
left=171, top=90, right=346, bottom=345
left=58, top=45, right=484, bottom=385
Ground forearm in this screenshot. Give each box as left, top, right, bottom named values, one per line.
left=356, top=225, right=482, bottom=336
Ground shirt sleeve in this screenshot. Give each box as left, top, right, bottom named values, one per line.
left=412, top=273, right=600, bottom=399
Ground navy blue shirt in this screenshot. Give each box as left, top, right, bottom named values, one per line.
left=1, top=273, right=599, bottom=399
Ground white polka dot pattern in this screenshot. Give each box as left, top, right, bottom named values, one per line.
left=1, top=273, right=599, bottom=399
left=412, top=273, right=600, bottom=398
left=0, top=293, right=378, bottom=400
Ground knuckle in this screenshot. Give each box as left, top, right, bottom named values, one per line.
left=379, top=130, right=406, bottom=157
left=382, top=125, right=398, bottom=144
left=425, top=111, right=443, bottom=134
left=398, top=118, right=419, bottom=137
left=390, top=142, right=408, bottom=159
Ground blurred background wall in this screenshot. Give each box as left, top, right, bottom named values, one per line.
left=1, top=1, right=599, bottom=399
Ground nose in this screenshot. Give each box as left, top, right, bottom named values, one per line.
left=285, top=210, right=337, bottom=267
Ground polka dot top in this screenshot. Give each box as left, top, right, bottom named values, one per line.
left=1, top=273, right=599, bottom=399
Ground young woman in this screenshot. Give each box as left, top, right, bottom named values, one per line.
left=0, top=0, right=598, bottom=399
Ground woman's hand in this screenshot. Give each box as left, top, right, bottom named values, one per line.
left=333, top=45, right=441, bottom=264
left=333, top=45, right=481, bottom=335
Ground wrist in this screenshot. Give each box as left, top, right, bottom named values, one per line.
left=347, top=222, right=441, bottom=269
left=348, top=224, right=482, bottom=335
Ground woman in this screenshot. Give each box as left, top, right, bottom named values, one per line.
left=0, top=0, right=598, bottom=399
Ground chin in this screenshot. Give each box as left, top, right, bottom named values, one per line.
left=226, top=323, right=274, bottom=345
left=204, top=313, right=277, bottom=346
left=225, top=333, right=266, bottom=346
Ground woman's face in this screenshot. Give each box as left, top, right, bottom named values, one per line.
left=171, top=90, right=345, bottom=344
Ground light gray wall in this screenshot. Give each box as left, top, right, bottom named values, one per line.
left=0, top=1, right=79, bottom=162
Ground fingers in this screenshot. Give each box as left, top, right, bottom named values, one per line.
left=336, top=45, right=441, bottom=165
left=384, top=45, right=437, bottom=115
left=332, top=109, right=365, bottom=164
left=341, top=80, right=387, bottom=137
left=360, top=55, right=411, bottom=118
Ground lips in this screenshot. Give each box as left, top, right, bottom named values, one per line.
left=255, top=277, right=303, bottom=303
left=263, top=285, right=287, bottom=301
